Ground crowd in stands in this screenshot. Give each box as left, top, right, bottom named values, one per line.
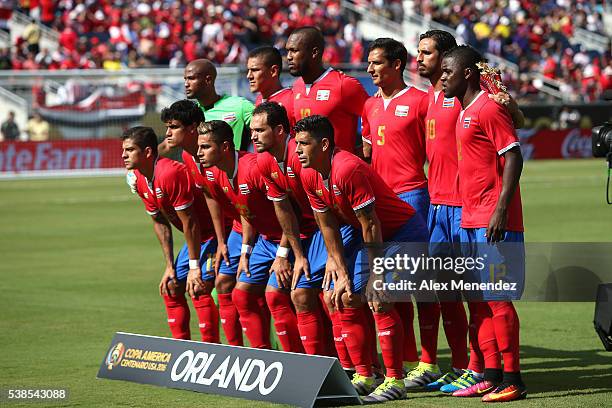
left=0, top=0, right=610, bottom=102
left=415, top=0, right=611, bottom=102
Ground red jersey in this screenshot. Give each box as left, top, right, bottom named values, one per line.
left=300, top=149, right=415, bottom=240
left=206, top=152, right=286, bottom=242
left=362, top=86, right=428, bottom=194
left=182, top=150, right=237, bottom=233
left=134, top=157, right=215, bottom=242
left=455, top=91, right=523, bottom=231
left=255, top=87, right=296, bottom=129
left=256, top=138, right=318, bottom=236
left=425, top=86, right=462, bottom=206
left=292, top=68, right=368, bottom=154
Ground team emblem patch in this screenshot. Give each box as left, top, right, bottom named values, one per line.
left=143, top=193, right=148, bottom=199
left=395, top=105, right=409, bottom=117
left=155, top=187, right=163, bottom=199
left=205, top=170, right=215, bottom=181
left=463, top=117, right=472, bottom=128
left=222, top=186, right=229, bottom=193
left=316, top=90, right=330, bottom=101
left=222, top=113, right=237, bottom=122
left=239, top=183, right=250, bottom=195
left=316, top=189, right=323, bottom=197
left=271, top=171, right=279, bottom=179
left=332, top=185, right=341, bottom=196
left=287, top=166, right=295, bottom=178
left=442, top=97, right=455, bottom=108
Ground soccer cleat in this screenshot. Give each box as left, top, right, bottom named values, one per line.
left=404, top=362, right=442, bottom=389
left=424, top=368, right=464, bottom=391
left=452, top=380, right=496, bottom=397
left=440, top=370, right=482, bottom=393
left=343, top=367, right=356, bottom=379
left=362, top=376, right=407, bottom=403
left=481, top=383, right=527, bottom=402
left=351, top=373, right=376, bottom=396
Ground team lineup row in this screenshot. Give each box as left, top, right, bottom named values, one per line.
left=121, top=27, right=527, bottom=403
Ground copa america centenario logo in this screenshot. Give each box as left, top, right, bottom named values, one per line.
left=106, top=342, right=125, bottom=370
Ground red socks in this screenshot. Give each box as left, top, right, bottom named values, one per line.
left=163, top=294, right=191, bottom=340
left=265, top=290, right=304, bottom=353
left=232, top=287, right=271, bottom=349
left=417, top=302, right=441, bottom=364
left=191, top=294, right=220, bottom=343
left=330, top=310, right=354, bottom=369
left=473, top=302, right=501, bottom=370
left=490, top=301, right=520, bottom=372
left=467, top=302, right=484, bottom=372
left=395, top=302, right=418, bottom=363
left=217, top=292, right=243, bottom=346
left=296, top=310, right=325, bottom=355
left=340, top=307, right=373, bottom=377
left=440, top=301, right=469, bottom=369
left=373, top=309, right=404, bottom=379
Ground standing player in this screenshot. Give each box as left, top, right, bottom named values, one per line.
left=441, top=45, right=526, bottom=402
left=121, top=126, right=219, bottom=343
left=160, top=99, right=243, bottom=346
left=197, top=120, right=304, bottom=353
left=185, top=59, right=254, bottom=151
left=417, top=30, right=526, bottom=393
left=246, top=46, right=297, bottom=128
left=296, top=115, right=429, bottom=402
left=286, top=26, right=369, bottom=155
left=361, top=37, right=442, bottom=387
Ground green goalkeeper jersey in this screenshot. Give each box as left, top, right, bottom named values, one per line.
left=196, top=95, right=254, bottom=151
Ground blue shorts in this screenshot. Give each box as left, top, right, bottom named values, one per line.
left=239, top=235, right=278, bottom=286
left=278, top=224, right=362, bottom=289
left=428, top=204, right=462, bottom=257
left=351, top=214, right=429, bottom=294
left=217, top=229, right=242, bottom=276
left=175, top=239, right=217, bottom=281
left=398, top=187, right=430, bottom=228
left=459, top=228, right=525, bottom=301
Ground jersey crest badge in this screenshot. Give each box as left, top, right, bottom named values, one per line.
left=205, top=170, right=215, bottom=181
left=332, top=185, right=341, bottom=196
left=239, top=183, right=250, bottom=195
left=316, top=90, right=330, bottom=101
left=395, top=105, right=409, bottom=117
left=442, top=97, right=455, bottom=108
left=287, top=166, right=295, bottom=178
left=223, top=186, right=229, bottom=193
left=222, top=113, right=237, bottom=122
left=463, top=117, right=472, bottom=128
left=316, top=189, right=323, bottom=197
left=155, top=187, right=163, bottom=199
left=271, top=171, right=279, bottom=179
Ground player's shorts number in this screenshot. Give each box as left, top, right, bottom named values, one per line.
left=427, top=119, right=436, bottom=139
left=377, top=125, right=385, bottom=146
left=300, top=108, right=311, bottom=118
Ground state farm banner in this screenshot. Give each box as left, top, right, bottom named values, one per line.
left=0, top=140, right=123, bottom=174
left=519, top=128, right=592, bottom=160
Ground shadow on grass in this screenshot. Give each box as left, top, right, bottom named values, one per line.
left=519, top=345, right=612, bottom=395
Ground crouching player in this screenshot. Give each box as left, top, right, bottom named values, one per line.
left=296, top=115, right=429, bottom=402
left=121, top=126, right=219, bottom=342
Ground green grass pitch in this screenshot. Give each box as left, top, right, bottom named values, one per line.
left=0, top=158, right=611, bottom=407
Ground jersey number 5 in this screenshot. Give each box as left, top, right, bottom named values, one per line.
left=377, top=125, right=385, bottom=146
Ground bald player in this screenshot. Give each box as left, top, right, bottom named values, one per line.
left=185, top=58, right=255, bottom=151
left=286, top=26, right=368, bottom=155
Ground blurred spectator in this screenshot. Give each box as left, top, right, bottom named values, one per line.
left=25, top=111, right=49, bottom=141
left=558, top=106, right=581, bottom=129
left=1, top=111, right=20, bottom=141
left=22, top=21, right=41, bottom=55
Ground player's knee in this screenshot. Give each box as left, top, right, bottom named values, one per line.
left=323, top=290, right=336, bottom=313
left=215, top=273, right=236, bottom=294
left=291, top=288, right=318, bottom=313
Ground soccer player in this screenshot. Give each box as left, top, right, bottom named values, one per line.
left=441, top=45, right=526, bottom=402
left=286, top=26, right=369, bottom=155
left=196, top=120, right=304, bottom=353
left=253, top=101, right=362, bottom=361
left=160, top=99, right=243, bottom=346
left=185, top=58, right=254, bottom=151
left=246, top=46, right=296, bottom=128
left=361, top=37, right=443, bottom=387
left=296, top=115, right=429, bottom=402
left=417, top=29, right=526, bottom=393
left=121, top=126, right=219, bottom=343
